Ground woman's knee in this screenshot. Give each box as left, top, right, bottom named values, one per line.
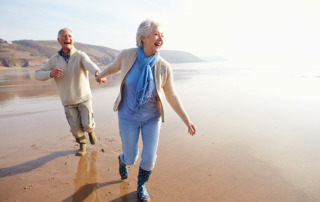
left=123, top=151, right=139, bottom=165
left=140, top=155, right=157, bottom=171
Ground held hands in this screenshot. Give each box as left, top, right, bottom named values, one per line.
left=95, top=71, right=107, bottom=85
left=50, top=68, right=63, bottom=78
left=186, top=121, right=196, bottom=136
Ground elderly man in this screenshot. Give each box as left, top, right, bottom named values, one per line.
left=35, top=28, right=106, bottom=156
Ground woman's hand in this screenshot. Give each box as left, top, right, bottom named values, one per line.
left=95, top=71, right=107, bottom=85
left=186, top=121, right=196, bottom=136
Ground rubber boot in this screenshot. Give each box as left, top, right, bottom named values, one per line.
left=137, top=167, right=152, bottom=202
left=118, top=156, right=128, bottom=179
left=88, top=131, right=97, bottom=145
left=75, top=135, right=87, bottom=156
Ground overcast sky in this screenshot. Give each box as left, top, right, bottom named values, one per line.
left=1, top=0, right=319, bottom=67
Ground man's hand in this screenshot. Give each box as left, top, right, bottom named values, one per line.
left=95, top=71, right=107, bottom=85
left=50, top=68, right=63, bottom=78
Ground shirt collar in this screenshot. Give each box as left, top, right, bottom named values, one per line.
left=58, top=49, right=70, bottom=62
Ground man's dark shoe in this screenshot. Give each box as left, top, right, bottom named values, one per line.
left=88, top=131, right=97, bottom=145
left=76, top=136, right=87, bottom=156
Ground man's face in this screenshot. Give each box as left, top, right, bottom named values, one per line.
left=57, top=29, right=73, bottom=52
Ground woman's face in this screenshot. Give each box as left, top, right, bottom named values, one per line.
left=141, top=25, right=164, bottom=57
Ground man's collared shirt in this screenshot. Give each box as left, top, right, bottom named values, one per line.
left=59, top=50, right=70, bottom=63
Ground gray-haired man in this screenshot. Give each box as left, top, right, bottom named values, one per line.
left=35, top=28, right=106, bottom=156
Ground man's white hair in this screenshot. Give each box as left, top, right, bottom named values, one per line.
left=57, top=28, right=72, bottom=38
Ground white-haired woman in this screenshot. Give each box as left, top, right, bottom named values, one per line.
left=96, top=19, right=196, bottom=201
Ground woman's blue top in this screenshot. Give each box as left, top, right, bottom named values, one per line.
left=118, top=59, right=161, bottom=121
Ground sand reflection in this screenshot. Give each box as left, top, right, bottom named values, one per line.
left=72, top=151, right=101, bottom=202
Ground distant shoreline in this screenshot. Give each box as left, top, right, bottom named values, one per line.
left=0, top=39, right=214, bottom=68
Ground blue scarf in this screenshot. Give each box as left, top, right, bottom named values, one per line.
left=134, top=47, right=160, bottom=112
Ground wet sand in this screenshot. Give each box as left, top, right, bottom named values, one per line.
left=1, top=64, right=320, bottom=201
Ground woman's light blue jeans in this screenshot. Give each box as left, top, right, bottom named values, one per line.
left=118, top=115, right=162, bottom=171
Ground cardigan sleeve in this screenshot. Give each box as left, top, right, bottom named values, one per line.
left=98, top=50, right=124, bottom=78
left=162, top=65, right=190, bottom=124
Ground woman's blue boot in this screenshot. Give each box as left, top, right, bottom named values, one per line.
left=137, top=167, right=152, bottom=202
left=118, top=156, right=128, bottom=179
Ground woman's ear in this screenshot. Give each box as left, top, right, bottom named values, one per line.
left=141, top=35, right=145, bottom=43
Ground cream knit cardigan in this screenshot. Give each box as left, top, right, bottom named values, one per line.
left=98, top=48, right=190, bottom=123
left=34, top=47, right=100, bottom=106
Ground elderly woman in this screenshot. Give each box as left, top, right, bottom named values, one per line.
left=96, top=19, right=196, bottom=201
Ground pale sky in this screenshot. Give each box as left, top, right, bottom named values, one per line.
left=1, top=0, right=319, bottom=67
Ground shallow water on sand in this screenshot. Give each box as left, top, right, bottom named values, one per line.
left=174, top=62, right=320, bottom=200
left=1, top=62, right=320, bottom=201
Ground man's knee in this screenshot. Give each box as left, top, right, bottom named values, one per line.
left=70, top=127, right=85, bottom=138
left=82, top=119, right=95, bottom=133
left=80, top=105, right=95, bottom=133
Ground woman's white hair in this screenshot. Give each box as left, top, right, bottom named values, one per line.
left=136, top=19, right=161, bottom=48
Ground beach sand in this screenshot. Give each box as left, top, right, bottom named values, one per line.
left=1, top=65, right=319, bottom=201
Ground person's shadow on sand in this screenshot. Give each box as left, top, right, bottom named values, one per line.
left=109, top=188, right=140, bottom=202
left=0, top=150, right=75, bottom=178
